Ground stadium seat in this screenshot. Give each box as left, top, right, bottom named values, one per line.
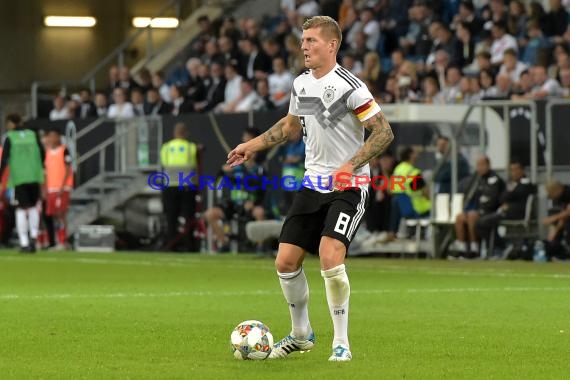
left=488, top=195, right=539, bottom=259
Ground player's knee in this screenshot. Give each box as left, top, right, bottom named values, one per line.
left=274, top=256, right=300, bottom=273
left=455, top=213, right=465, bottom=224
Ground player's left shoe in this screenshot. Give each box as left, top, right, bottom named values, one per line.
left=268, top=331, right=315, bottom=359
left=328, top=345, right=352, bottom=362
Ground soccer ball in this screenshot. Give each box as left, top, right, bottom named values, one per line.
left=230, top=320, right=274, bottom=360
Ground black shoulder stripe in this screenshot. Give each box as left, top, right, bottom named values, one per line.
left=338, top=66, right=361, bottom=88
left=335, top=70, right=358, bottom=89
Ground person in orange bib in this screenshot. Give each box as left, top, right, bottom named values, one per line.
left=44, top=128, right=73, bottom=247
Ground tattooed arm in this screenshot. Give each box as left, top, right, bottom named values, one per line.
left=330, top=111, right=394, bottom=190
left=227, top=113, right=302, bottom=167
left=349, top=111, right=394, bottom=170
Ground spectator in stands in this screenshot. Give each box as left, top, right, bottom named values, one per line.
left=358, top=8, right=381, bottom=51
left=548, top=44, right=570, bottom=79
left=385, top=147, right=431, bottom=242
left=522, top=19, right=550, bottom=66
left=427, top=22, right=460, bottom=67
left=485, top=0, right=508, bottom=28
left=130, top=88, right=145, bottom=116
left=545, top=0, right=569, bottom=39
left=77, top=89, right=97, bottom=119
left=421, top=76, right=442, bottom=103
left=479, top=68, right=496, bottom=97
left=489, top=20, right=518, bottom=66
left=255, top=78, right=276, bottom=111
left=215, top=61, right=243, bottom=112
left=218, top=36, right=241, bottom=66
left=558, top=67, right=570, bottom=97
left=144, top=87, right=172, bottom=115
left=456, top=21, right=476, bottom=68
left=220, top=79, right=263, bottom=113
left=516, top=65, right=562, bottom=99
left=528, top=1, right=548, bottom=32
left=160, top=122, right=198, bottom=252
left=201, top=39, right=223, bottom=66
left=399, top=0, right=434, bottom=57
left=185, top=58, right=205, bottom=101
left=108, top=65, right=120, bottom=93
left=543, top=180, right=570, bottom=258
left=152, top=71, right=171, bottom=103
left=107, top=88, right=135, bottom=119
left=94, top=92, right=108, bottom=117
left=434, top=136, right=470, bottom=194
left=358, top=51, right=386, bottom=97
left=341, top=52, right=363, bottom=76
left=484, top=72, right=513, bottom=99
left=262, top=36, right=286, bottom=63
left=49, top=95, right=69, bottom=121
left=284, top=34, right=305, bottom=75
left=66, top=95, right=80, bottom=120
left=194, top=62, right=226, bottom=113
left=452, top=0, right=483, bottom=36
left=441, top=65, right=463, bottom=103
left=507, top=0, right=528, bottom=40
left=451, top=156, right=505, bottom=256
left=118, top=66, right=138, bottom=94
left=499, top=48, right=528, bottom=85
left=219, top=16, right=241, bottom=43
left=170, top=85, right=193, bottom=116
left=238, top=37, right=272, bottom=81
left=43, top=128, right=73, bottom=249
left=511, top=69, right=533, bottom=96
left=268, top=56, right=294, bottom=108
left=137, top=68, right=153, bottom=93
left=476, top=158, right=537, bottom=253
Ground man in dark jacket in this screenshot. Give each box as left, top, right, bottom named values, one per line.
left=434, top=136, right=471, bottom=194
left=476, top=158, right=537, bottom=250
left=452, top=155, right=505, bottom=255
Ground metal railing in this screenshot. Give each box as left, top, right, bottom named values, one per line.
left=30, top=0, right=184, bottom=119
left=75, top=116, right=164, bottom=191
left=437, top=100, right=539, bottom=199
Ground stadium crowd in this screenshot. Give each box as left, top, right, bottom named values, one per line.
left=47, top=0, right=570, bottom=121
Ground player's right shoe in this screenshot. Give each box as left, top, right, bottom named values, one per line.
left=328, top=345, right=352, bottom=361
left=268, top=331, right=315, bottom=359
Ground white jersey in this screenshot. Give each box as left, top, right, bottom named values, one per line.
left=288, top=63, right=381, bottom=193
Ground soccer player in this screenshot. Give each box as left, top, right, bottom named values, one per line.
left=0, top=113, right=45, bottom=252
left=227, top=16, right=394, bottom=361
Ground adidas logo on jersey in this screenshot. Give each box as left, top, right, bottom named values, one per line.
left=300, top=88, right=306, bottom=95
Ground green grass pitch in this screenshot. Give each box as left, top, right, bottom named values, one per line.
left=1, top=251, right=570, bottom=379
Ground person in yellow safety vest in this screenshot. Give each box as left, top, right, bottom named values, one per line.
left=386, top=146, right=431, bottom=241
left=160, top=122, right=198, bottom=251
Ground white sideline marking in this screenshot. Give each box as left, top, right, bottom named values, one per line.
left=2, top=287, right=570, bottom=301
left=1, top=255, right=570, bottom=280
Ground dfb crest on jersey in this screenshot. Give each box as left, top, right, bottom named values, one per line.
left=323, top=85, right=336, bottom=103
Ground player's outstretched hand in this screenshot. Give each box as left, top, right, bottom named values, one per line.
left=227, top=144, right=253, bottom=167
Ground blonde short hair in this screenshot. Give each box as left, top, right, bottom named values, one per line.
left=302, top=16, right=342, bottom=49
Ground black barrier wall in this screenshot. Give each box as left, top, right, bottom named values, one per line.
left=25, top=103, right=570, bottom=188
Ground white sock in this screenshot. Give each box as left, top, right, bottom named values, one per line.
left=278, top=267, right=311, bottom=339
left=321, top=264, right=350, bottom=349
left=16, top=209, right=29, bottom=247
left=27, top=207, right=40, bottom=239
left=470, top=242, right=479, bottom=253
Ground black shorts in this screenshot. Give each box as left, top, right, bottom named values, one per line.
left=13, top=183, right=41, bottom=208
left=279, top=186, right=369, bottom=255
